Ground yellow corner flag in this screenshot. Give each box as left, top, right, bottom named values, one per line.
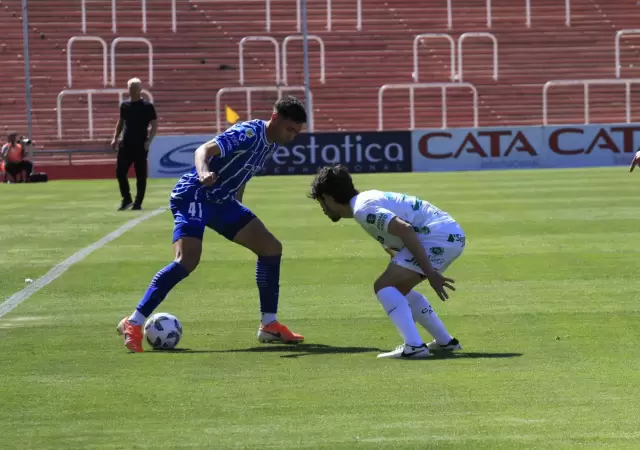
left=225, top=105, right=240, bottom=125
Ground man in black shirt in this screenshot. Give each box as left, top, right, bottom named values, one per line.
left=111, top=77, right=158, bottom=210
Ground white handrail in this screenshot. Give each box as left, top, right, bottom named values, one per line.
left=523, top=0, right=571, bottom=28
left=110, top=37, right=154, bottom=87
left=458, top=32, right=499, bottom=82
left=296, top=0, right=362, bottom=32
left=378, top=82, right=479, bottom=131
left=57, top=88, right=154, bottom=139
left=265, top=0, right=271, bottom=32
left=66, top=36, right=108, bottom=88
left=81, top=0, right=176, bottom=34
left=282, top=35, right=326, bottom=85
left=446, top=0, right=452, bottom=30
left=487, top=0, right=492, bottom=27
left=542, top=78, right=640, bottom=125
left=215, top=86, right=314, bottom=133
left=412, top=33, right=456, bottom=82
left=615, top=30, right=640, bottom=78
left=239, top=36, right=280, bottom=86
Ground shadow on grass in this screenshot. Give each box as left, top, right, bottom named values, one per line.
left=148, top=344, right=523, bottom=360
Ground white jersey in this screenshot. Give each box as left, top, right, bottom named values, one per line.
left=350, top=190, right=457, bottom=252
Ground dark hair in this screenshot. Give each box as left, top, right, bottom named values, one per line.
left=7, top=132, right=17, bottom=140
left=274, top=96, right=307, bottom=124
left=309, top=165, right=359, bottom=205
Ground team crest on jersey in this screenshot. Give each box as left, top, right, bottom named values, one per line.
left=366, top=214, right=376, bottom=224
left=430, top=247, right=444, bottom=255
left=245, top=128, right=255, bottom=138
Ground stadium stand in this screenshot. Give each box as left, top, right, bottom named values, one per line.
left=0, top=0, right=639, bottom=155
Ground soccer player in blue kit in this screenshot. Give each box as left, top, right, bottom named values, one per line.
left=118, top=97, right=307, bottom=352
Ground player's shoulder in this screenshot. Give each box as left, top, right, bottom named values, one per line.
left=354, top=190, right=385, bottom=207
left=225, top=120, right=265, bottom=140
left=352, top=190, right=385, bottom=216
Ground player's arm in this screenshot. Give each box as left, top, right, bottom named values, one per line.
left=387, top=217, right=455, bottom=301
left=145, top=104, right=158, bottom=151
left=111, top=106, right=124, bottom=150
left=383, top=247, right=397, bottom=258
left=194, top=140, right=221, bottom=186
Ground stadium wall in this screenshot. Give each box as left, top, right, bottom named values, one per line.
left=410, top=123, right=638, bottom=172
left=37, top=123, right=636, bottom=180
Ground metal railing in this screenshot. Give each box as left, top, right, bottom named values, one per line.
left=239, top=36, right=281, bottom=86
left=292, top=0, right=362, bottom=32
left=215, top=86, right=314, bottom=133
left=110, top=37, right=154, bottom=87
left=67, top=36, right=108, bottom=87
left=542, top=78, right=640, bottom=125
left=282, top=35, right=326, bottom=85
left=412, top=34, right=456, bottom=82
left=378, top=82, right=479, bottom=131
left=615, top=29, right=640, bottom=78
left=81, top=0, right=177, bottom=33
left=57, top=89, right=154, bottom=139
left=458, top=32, right=499, bottom=82
left=490, top=0, right=572, bottom=28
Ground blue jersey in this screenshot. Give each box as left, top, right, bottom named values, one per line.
left=171, top=120, right=277, bottom=203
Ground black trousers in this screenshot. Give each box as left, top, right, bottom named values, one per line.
left=116, top=148, right=148, bottom=205
left=4, top=160, right=33, bottom=182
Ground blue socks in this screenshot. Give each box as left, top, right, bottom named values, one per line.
left=136, top=262, right=190, bottom=318
left=132, top=257, right=279, bottom=326
left=256, top=255, right=281, bottom=324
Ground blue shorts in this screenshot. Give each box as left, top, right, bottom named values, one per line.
left=170, top=197, right=256, bottom=243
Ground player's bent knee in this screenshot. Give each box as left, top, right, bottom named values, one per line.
left=175, top=255, right=200, bottom=273
left=173, top=237, right=202, bottom=273
left=373, top=277, right=392, bottom=294
left=261, top=236, right=283, bottom=257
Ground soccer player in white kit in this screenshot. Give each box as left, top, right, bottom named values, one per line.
left=309, top=165, right=465, bottom=359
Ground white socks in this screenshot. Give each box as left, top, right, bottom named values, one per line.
left=128, top=310, right=147, bottom=325
left=376, top=287, right=424, bottom=347
left=261, top=313, right=277, bottom=326
left=406, top=290, right=453, bottom=344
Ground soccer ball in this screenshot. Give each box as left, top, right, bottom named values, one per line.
left=144, top=313, right=183, bottom=350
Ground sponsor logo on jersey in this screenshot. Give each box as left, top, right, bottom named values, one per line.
left=376, top=213, right=388, bottom=230
left=447, top=234, right=466, bottom=246
left=377, top=236, right=385, bottom=245
left=412, top=225, right=431, bottom=235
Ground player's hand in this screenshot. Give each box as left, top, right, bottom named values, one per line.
left=198, top=171, right=217, bottom=186
left=426, top=269, right=455, bottom=301
left=630, top=151, right=640, bottom=172
left=110, top=139, right=118, bottom=151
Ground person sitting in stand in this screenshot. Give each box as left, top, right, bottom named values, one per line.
left=1, top=133, right=33, bottom=183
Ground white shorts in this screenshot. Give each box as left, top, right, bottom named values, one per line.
left=391, top=222, right=466, bottom=275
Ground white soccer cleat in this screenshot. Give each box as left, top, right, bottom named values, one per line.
left=377, top=343, right=430, bottom=359
left=427, top=338, right=462, bottom=352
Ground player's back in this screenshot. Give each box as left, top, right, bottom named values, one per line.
left=171, top=120, right=277, bottom=203
left=355, top=190, right=456, bottom=228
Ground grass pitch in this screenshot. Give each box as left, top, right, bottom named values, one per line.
left=1, top=168, right=640, bottom=449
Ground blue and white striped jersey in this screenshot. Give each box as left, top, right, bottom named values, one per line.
left=171, top=120, right=277, bottom=203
